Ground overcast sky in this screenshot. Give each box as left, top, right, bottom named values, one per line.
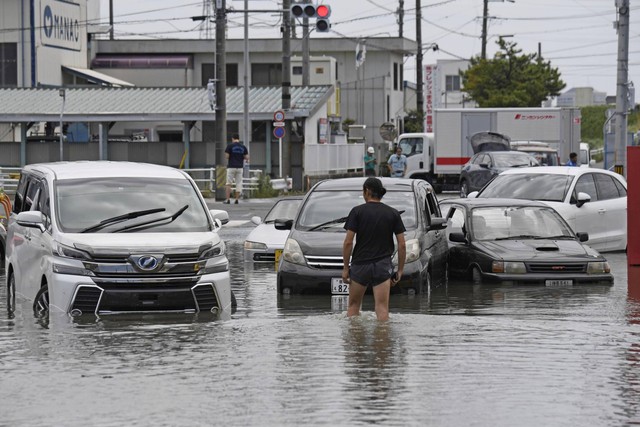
left=99, top=0, right=639, bottom=97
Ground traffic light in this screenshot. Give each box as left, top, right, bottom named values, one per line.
left=315, top=4, right=331, bottom=32
left=290, top=2, right=331, bottom=33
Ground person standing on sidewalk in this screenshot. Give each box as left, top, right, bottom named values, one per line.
left=224, top=133, right=249, bottom=204
left=387, top=147, right=407, bottom=177
left=342, top=177, right=406, bottom=321
left=364, top=146, right=377, bottom=176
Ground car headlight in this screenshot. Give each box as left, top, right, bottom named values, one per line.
left=53, top=241, right=91, bottom=260
left=244, top=241, right=268, bottom=251
left=587, top=261, right=610, bottom=274
left=492, top=261, right=527, bottom=274
left=391, top=239, right=422, bottom=265
left=282, top=238, right=306, bottom=266
left=199, top=241, right=226, bottom=260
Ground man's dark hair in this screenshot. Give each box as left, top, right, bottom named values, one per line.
left=363, top=177, right=387, bottom=199
left=232, top=133, right=240, bottom=141
left=570, top=152, right=577, bottom=158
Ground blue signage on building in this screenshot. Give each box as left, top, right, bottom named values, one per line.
left=40, top=0, right=82, bottom=52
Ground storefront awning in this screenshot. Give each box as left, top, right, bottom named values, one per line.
left=62, top=66, right=135, bottom=87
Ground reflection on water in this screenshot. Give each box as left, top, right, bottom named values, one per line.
left=1, top=241, right=639, bottom=425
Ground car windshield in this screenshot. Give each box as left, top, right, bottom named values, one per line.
left=477, top=173, right=573, bottom=202
left=398, top=137, right=423, bottom=157
left=297, top=190, right=416, bottom=231
left=491, top=152, right=539, bottom=168
left=471, top=206, right=574, bottom=241
left=264, top=199, right=302, bottom=223
left=55, top=177, right=211, bottom=233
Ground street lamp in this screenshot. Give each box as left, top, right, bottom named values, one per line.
left=59, top=88, right=65, bottom=161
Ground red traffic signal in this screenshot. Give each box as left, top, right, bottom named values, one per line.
left=316, top=5, right=331, bottom=19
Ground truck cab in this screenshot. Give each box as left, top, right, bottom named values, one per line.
left=397, top=132, right=434, bottom=180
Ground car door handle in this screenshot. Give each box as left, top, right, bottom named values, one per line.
left=598, top=209, right=606, bottom=214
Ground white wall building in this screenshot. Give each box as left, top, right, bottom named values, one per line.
left=557, top=87, right=608, bottom=107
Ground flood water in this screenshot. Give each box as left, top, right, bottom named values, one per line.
left=1, top=222, right=639, bottom=426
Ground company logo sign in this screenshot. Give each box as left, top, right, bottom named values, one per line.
left=514, top=114, right=557, bottom=120
left=130, top=255, right=164, bottom=272
left=41, top=0, right=82, bottom=52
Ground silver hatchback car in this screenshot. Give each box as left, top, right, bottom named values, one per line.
left=5, top=161, right=232, bottom=318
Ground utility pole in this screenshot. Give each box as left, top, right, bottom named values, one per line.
left=282, top=0, right=292, bottom=178
left=416, top=0, right=424, bottom=118
left=302, top=16, right=310, bottom=86
left=215, top=0, right=227, bottom=160
left=109, top=0, right=114, bottom=40
left=398, top=0, right=404, bottom=38
left=614, top=0, right=630, bottom=177
left=243, top=0, right=250, bottom=151
left=481, top=0, right=488, bottom=59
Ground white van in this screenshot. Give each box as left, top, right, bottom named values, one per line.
left=579, top=142, right=595, bottom=168
left=5, top=161, right=232, bottom=318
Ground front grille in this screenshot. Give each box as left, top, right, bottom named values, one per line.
left=253, top=253, right=275, bottom=262
left=192, top=284, right=219, bottom=311
left=527, top=263, right=586, bottom=274
left=304, top=255, right=343, bottom=269
left=93, top=280, right=199, bottom=290
left=70, top=286, right=103, bottom=315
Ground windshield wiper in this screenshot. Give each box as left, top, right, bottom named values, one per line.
left=80, top=208, right=166, bottom=233
left=308, top=216, right=348, bottom=231
left=540, top=235, right=575, bottom=240
left=494, top=235, right=539, bottom=240
left=113, top=205, right=189, bottom=233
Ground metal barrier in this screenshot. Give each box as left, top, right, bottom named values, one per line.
left=181, top=167, right=262, bottom=199
left=0, top=167, right=21, bottom=195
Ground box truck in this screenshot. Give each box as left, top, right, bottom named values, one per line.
left=398, top=107, right=581, bottom=192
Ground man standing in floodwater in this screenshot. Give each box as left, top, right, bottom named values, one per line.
left=342, top=177, right=406, bottom=321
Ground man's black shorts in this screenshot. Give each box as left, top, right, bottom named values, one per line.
left=349, top=257, right=394, bottom=287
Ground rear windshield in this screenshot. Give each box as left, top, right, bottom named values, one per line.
left=297, top=190, right=416, bottom=231
left=55, top=177, right=211, bottom=233
left=478, top=173, right=573, bottom=202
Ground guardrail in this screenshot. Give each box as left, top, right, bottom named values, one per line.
left=0, top=167, right=264, bottom=199
left=0, top=167, right=21, bottom=195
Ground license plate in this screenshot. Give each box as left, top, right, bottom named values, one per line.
left=331, top=295, right=349, bottom=311
left=274, top=249, right=283, bottom=267
left=545, top=280, right=573, bottom=287
left=331, top=278, right=349, bottom=295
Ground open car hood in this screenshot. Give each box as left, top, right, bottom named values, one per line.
left=470, top=131, right=511, bottom=154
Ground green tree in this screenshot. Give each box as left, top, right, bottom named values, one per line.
left=461, top=39, right=565, bottom=107
left=403, top=109, right=424, bottom=133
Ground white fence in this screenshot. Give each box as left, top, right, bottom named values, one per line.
left=304, top=143, right=365, bottom=174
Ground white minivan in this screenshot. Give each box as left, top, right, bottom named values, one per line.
left=5, top=161, right=232, bottom=318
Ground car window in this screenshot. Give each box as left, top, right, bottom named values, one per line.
left=445, top=206, right=466, bottom=235
left=426, top=193, right=441, bottom=218
left=471, top=154, right=483, bottom=165
left=492, top=152, right=538, bottom=168
left=35, top=180, right=52, bottom=231
left=264, top=199, right=302, bottom=223
left=297, top=190, right=417, bottom=231
left=55, top=177, right=212, bottom=233
left=24, top=178, right=40, bottom=212
left=398, top=137, right=423, bottom=157
left=594, top=173, right=621, bottom=200
left=613, top=177, right=627, bottom=197
left=478, top=173, right=572, bottom=202
left=13, top=173, right=29, bottom=214
left=472, top=206, right=573, bottom=241
left=574, top=174, right=598, bottom=202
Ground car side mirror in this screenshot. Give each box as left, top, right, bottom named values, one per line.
left=576, top=192, right=591, bottom=208
left=16, top=211, right=46, bottom=232
left=576, top=232, right=589, bottom=242
left=449, top=232, right=467, bottom=243
left=274, top=219, right=293, bottom=230
left=479, top=163, right=489, bottom=169
left=589, top=159, right=596, bottom=166
left=209, top=209, right=230, bottom=225
left=429, top=217, right=447, bottom=231
left=251, top=216, right=262, bottom=225
left=467, top=191, right=479, bottom=199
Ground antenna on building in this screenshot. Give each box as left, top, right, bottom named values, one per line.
left=200, top=0, right=214, bottom=39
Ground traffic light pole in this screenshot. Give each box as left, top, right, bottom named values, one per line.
left=614, top=0, right=630, bottom=177
left=282, top=0, right=292, bottom=179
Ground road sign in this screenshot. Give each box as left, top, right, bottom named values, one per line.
left=273, top=121, right=285, bottom=127
left=273, top=126, right=285, bottom=139
left=274, top=110, right=285, bottom=122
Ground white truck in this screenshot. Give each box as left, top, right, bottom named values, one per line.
left=398, top=107, right=582, bottom=192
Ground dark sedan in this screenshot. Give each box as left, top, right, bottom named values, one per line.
left=440, top=198, right=613, bottom=286
left=276, top=177, right=448, bottom=296
left=459, top=151, right=539, bottom=197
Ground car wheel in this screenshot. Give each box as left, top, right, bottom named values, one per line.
left=460, top=180, right=469, bottom=198
left=7, top=272, right=16, bottom=315
left=33, top=285, right=49, bottom=317
left=471, top=266, right=482, bottom=284
left=231, top=291, right=238, bottom=314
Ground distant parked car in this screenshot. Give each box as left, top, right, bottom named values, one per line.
left=459, top=151, right=539, bottom=197
left=440, top=198, right=613, bottom=286
left=244, top=196, right=303, bottom=263
left=276, top=177, right=448, bottom=296
left=468, top=166, right=627, bottom=253
left=510, top=140, right=560, bottom=166
left=6, top=161, right=232, bottom=318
